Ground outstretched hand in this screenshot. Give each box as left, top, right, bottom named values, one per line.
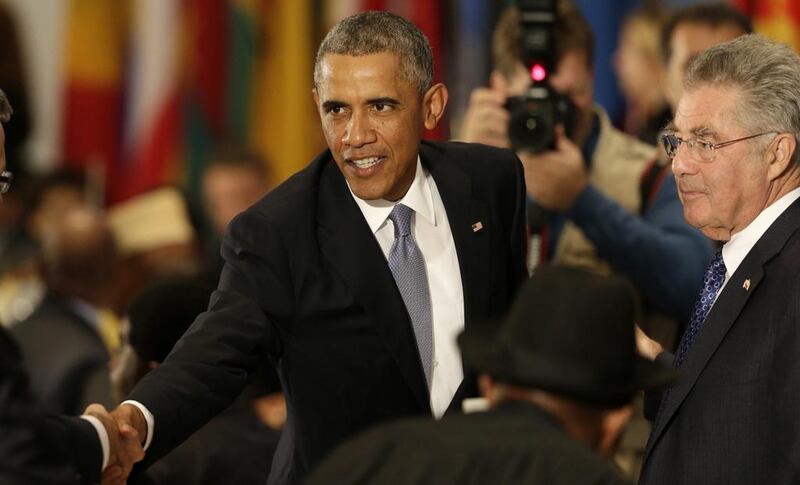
left=84, top=403, right=146, bottom=485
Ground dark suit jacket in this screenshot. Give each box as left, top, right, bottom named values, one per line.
left=10, top=292, right=112, bottom=415
left=128, top=141, right=528, bottom=484
left=305, top=401, right=628, bottom=485
left=0, top=326, right=103, bottom=485
left=640, top=197, right=800, bottom=484
left=134, top=398, right=280, bottom=485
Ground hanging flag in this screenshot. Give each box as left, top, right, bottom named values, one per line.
left=181, top=0, right=229, bottom=198
left=733, top=0, right=800, bottom=52
left=119, top=0, right=182, bottom=202
left=62, top=0, right=127, bottom=203
left=250, top=0, right=321, bottom=182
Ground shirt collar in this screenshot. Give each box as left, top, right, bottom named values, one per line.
left=348, top=156, right=436, bottom=234
left=722, top=186, right=800, bottom=278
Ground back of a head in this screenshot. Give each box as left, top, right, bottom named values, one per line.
left=492, top=0, right=594, bottom=81
left=459, top=265, right=680, bottom=409
left=314, top=11, right=433, bottom=96
left=661, top=3, right=752, bottom=63
left=127, top=276, right=213, bottom=363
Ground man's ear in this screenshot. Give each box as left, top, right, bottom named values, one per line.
left=312, top=88, right=320, bottom=111
left=422, top=83, right=448, bottom=130
left=767, top=133, right=798, bottom=181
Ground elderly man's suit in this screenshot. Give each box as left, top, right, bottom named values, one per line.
left=640, top=198, right=800, bottom=484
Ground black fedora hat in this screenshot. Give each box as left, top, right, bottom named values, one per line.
left=459, top=266, right=678, bottom=408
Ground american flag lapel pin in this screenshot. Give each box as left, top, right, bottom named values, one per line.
left=743, top=279, right=751, bottom=291
left=472, top=221, right=483, bottom=233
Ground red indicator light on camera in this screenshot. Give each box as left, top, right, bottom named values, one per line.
left=531, top=63, right=547, bottom=82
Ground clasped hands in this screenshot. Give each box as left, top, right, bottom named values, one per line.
left=84, top=403, right=147, bottom=485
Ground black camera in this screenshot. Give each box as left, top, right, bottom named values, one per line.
left=506, top=0, right=575, bottom=153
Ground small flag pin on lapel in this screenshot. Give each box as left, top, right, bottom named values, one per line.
left=472, top=221, right=483, bottom=233
left=743, top=279, right=751, bottom=291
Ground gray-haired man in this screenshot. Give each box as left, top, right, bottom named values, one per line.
left=639, top=34, right=800, bottom=484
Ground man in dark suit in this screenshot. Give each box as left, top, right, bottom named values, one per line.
left=306, top=266, right=675, bottom=485
left=1, top=325, right=105, bottom=485
left=0, top=88, right=141, bottom=485
left=10, top=205, right=117, bottom=415
left=94, top=11, right=527, bottom=485
left=638, top=34, right=800, bottom=484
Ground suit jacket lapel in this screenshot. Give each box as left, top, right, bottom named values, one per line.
left=316, top=156, right=430, bottom=411
left=646, top=196, right=800, bottom=456
left=421, top=142, right=491, bottom=326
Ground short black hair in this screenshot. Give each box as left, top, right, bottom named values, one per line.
left=662, top=3, right=753, bottom=62
left=127, top=276, right=214, bottom=363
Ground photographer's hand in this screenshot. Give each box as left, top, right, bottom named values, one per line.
left=459, top=72, right=511, bottom=148
left=519, top=126, right=588, bottom=211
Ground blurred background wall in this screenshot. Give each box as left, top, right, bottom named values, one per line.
left=0, top=0, right=797, bottom=204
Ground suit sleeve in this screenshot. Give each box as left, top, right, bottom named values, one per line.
left=0, top=328, right=103, bottom=485
left=128, top=208, right=292, bottom=468
left=768, top=269, right=800, bottom=482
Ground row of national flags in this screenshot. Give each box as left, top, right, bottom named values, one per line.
left=62, top=0, right=321, bottom=204
left=60, top=0, right=486, bottom=204
left=58, top=0, right=800, bottom=204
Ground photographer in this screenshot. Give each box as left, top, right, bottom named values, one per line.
left=460, top=1, right=712, bottom=339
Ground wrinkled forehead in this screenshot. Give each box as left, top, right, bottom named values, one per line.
left=673, top=84, right=743, bottom=138
left=317, top=52, right=402, bottom=81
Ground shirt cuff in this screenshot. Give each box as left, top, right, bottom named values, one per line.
left=121, top=400, right=155, bottom=452
left=80, top=415, right=110, bottom=471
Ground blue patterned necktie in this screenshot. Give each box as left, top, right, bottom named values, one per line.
left=653, top=250, right=727, bottom=429
left=676, top=250, right=727, bottom=367
left=387, top=203, right=433, bottom=388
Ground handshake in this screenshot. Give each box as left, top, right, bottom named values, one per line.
left=84, top=403, right=148, bottom=485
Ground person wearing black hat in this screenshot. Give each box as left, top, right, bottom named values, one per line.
left=304, top=266, right=676, bottom=485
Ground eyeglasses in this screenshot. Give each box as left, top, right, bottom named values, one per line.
left=0, top=171, right=11, bottom=195
left=660, top=131, right=776, bottom=163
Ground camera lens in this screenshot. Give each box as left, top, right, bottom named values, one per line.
left=507, top=97, right=555, bottom=153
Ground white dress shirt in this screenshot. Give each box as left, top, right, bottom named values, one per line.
left=718, top=187, right=800, bottom=299
left=350, top=157, right=465, bottom=418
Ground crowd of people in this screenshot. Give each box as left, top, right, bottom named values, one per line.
left=2, top=2, right=799, bottom=484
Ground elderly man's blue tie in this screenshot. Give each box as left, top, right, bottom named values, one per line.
left=676, top=250, right=727, bottom=367
left=653, top=250, right=726, bottom=429
left=387, top=203, right=433, bottom=389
